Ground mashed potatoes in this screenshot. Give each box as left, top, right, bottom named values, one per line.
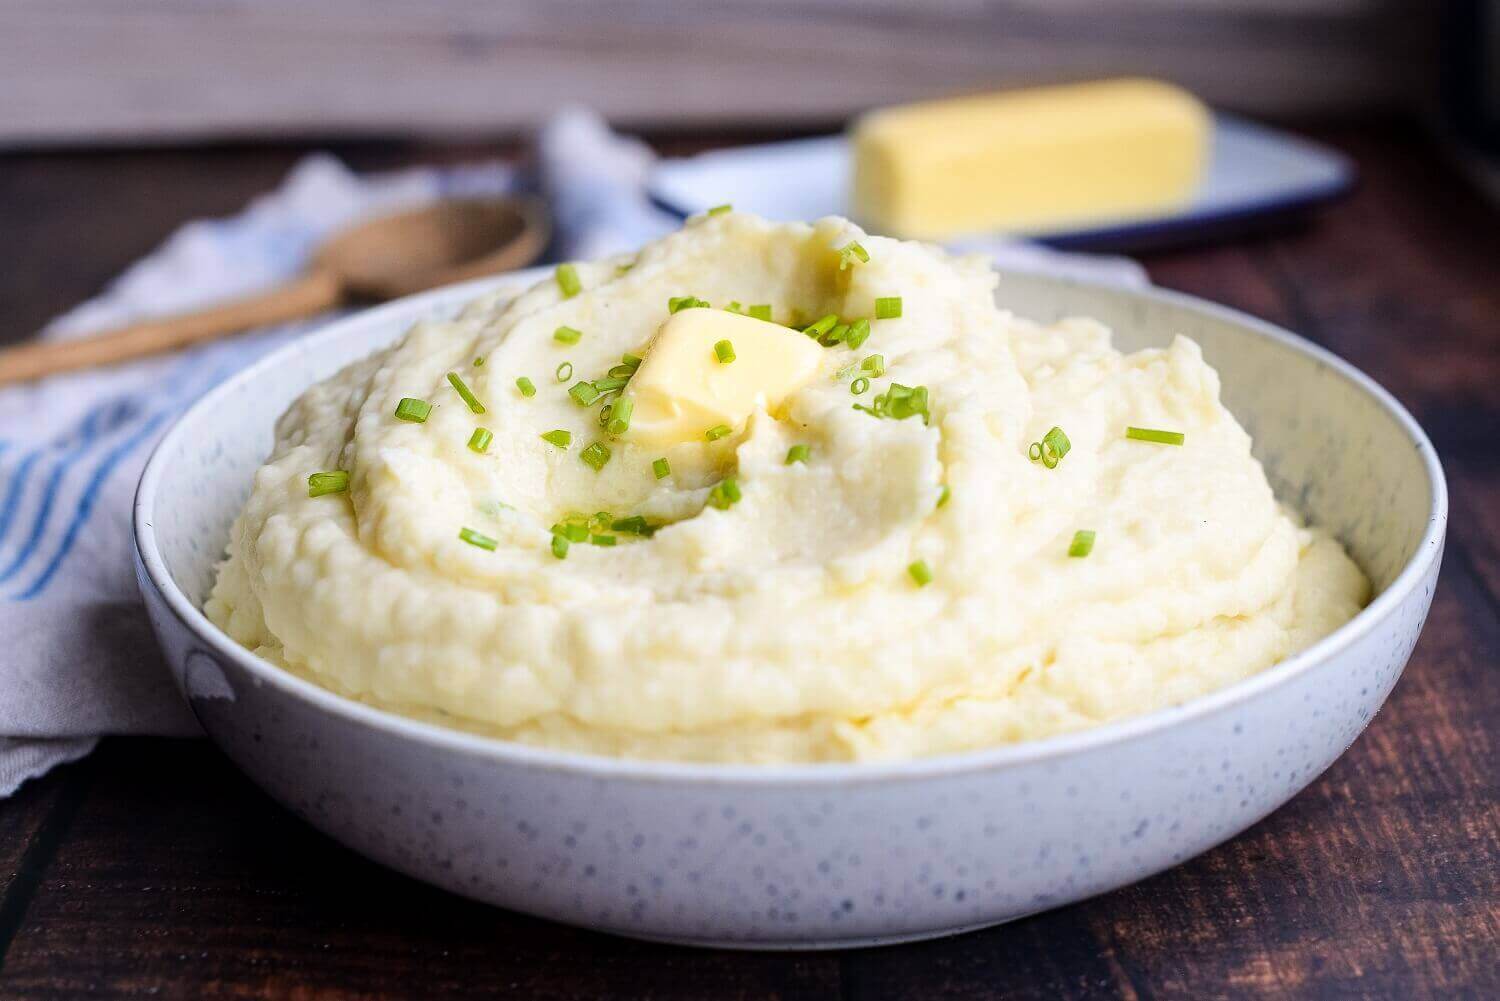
left=206, top=212, right=1368, bottom=763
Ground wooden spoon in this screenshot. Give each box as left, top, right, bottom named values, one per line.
left=0, top=196, right=550, bottom=386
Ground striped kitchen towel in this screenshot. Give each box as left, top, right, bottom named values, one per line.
left=0, top=109, right=1145, bottom=796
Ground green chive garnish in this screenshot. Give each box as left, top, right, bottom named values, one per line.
left=705, top=424, right=733, bottom=442
left=747, top=304, right=772, bottom=321
left=707, top=203, right=732, bottom=215
left=908, top=560, right=933, bottom=587
left=474, top=356, right=485, bottom=367
left=1031, top=426, right=1071, bottom=468
left=446, top=372, right=485, bottom=414
left=554, top=325, right=583, bottom=345
left=804, top=314, right=838, bottom=340
left=845, top=317, right=871, bottom=350
left=569, top=381, right=602, bottom=407
left=459, top=527, right=498, bottom=551
left=707, top=477, right=742, bottom=509
left=1068, top=530, right=1096, bottom=558
left=652, top=457, right=671, bottom=479
left=726, top=301, right=742, bottom=314
left=821, top=323, right=850, bottom=346
left=591, top=534, right=617, bottom=546
left=556, top=263, right=582, bottom=298
left=555, top=362, right=573, bottom=383
left=937, top=484, right=951, bottom=508
left=621, top=353, right=643, bottom=369
left=606, top=397, right=634, bottom=436
left=552, top=521, right=590, bottom=543
left=714, top=340, right=736, bottom=364
left=838, top=241, right=870, bottom=270
left=581, top=441, right=612, bottom=471
left=541, top=429, right=572, bottom=448
left=394, top=398, right=431, bottom=423
left=1126, top=426, right=1186, bottom=446
left=307, top=471, right=349, bottom=497
left=468, top=428, right=493, bottom=453
left=853, top=383, right=930, bottom=424
left=861, top=354, right=886, bottom=377
left=516, top=376, right=536, bottom=398
left=786, top=444, right=810, bottom=465
left=607, top=363, right=637, bottom=379
left=551, top=534, right=570, bottom=559
left=612, top=516, right=654, bottom=536
left=591, top=376, right=629, bottom=393
left=669, top=295, right=710, bottom=314
left=874, top=296, right=903, bottom=319
left=851, top=377, right=870, bottom=396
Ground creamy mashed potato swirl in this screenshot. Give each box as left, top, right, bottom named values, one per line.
left=206, top=212, right=1368, bottom=763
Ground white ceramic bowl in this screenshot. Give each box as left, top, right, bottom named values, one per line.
left=134, top=268, right=1445, bottom=949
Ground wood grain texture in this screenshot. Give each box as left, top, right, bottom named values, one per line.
left=0, top=122, right=1495, bottom=999
left=0, top=0, right=1432, bottom=147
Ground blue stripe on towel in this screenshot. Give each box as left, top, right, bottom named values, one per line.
left=14, top=411, right=171, bottom=600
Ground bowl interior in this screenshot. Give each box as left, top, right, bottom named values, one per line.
left=147, top=270, right=1436, bottom=631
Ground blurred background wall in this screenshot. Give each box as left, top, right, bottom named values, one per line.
left=0, top=0, right=1436, bottom=148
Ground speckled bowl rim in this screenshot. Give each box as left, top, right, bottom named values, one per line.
left=134, top=268, right=1448, bottom=787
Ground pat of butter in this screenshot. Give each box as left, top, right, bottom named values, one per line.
left=852, top=78, right=1210, bottom=240
left=625, top=309, right=824, bottom=445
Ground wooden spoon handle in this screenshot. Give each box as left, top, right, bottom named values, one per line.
left=0, top=271, right=343, bottom=387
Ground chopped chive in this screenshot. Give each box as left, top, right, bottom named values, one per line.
left=669, top=295, right=710, bottom=313
left=1068, top=530, right=1096, bottom=558
left=707, top=477, right=742, bottom=509
left=307, top=470, right=349, bottom=497
left=845, top=320, right=872, bottom=351
left=908, top=560, right=933, bottom=587
left=597, top=403, right=613, bottom=429
left=804, top=314, right=839, bottom=340
left=856, top=382, right=930, bottom=423
left=552, top=522, right=590, bottom=543
left=606, top=397, right=634, bottom=436
left=591, top=511, right=614, bottom=531
left=838, top=241, right=870, bottom=270
left=621, top=353, right=643, bottom=369
left=851, top=376, right=870, bottom=395
left=555, top=263, right=582, bottom=298
left=747, top=304, right=773, bottom=321
left=569, top=381, right=602, bottom=406
left=555, top=362, right=573, bottom=383
left=786, top=444, right=810, bottom=465
left=1126, top=426, right=1186, bottom=446
left=446, top=372, right=486, bottom=414
left=591, top=376, right=629, bottom=393
left=551, top=534, right=570, bottom=559
left=612, top=515, right=654, bottom=536
left=705, top=424, right=733, bottom=441
left=607, top=363, right=637, bottom=379
left=1032, top=425, right=1071, bottom=469
left=714, top=340, right=736, bottom=364
left=541, top=429, right=572, bottom=448
left=394, top=397, right=431, bottom=423
left=726, top=301, right=742, bottom=314
left=820, top=323, right=849, bottom=347
left=652, top=457, right=671, bottom=479
left=516, top=376, right=537, bottom=398
left=468, top=428, right=493, bottom=453
left=553, top=325, right=583, bottom=345
left=459, top=527, right=498, bottom=551
left=473, top=356, right=485, bottom=367
left=874, top=296, right=903, bottom=319
left=836, top=362, right=858, bottom=380
left=707, top=203, right=732, bottom=215
left=937, top=484, right=951, bottom=508
left=591, top=534, right=617, bottom=546
left=861, top=354, right=886, bottom=377
left=580, top=441, right=612, bottom=471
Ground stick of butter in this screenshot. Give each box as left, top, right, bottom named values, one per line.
left=625, top=308, right=824, bottom=446
left=851, top=78, right=1210, bottom=240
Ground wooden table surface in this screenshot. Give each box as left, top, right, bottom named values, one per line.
left=0, top=121, right=1495, bottom=1000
